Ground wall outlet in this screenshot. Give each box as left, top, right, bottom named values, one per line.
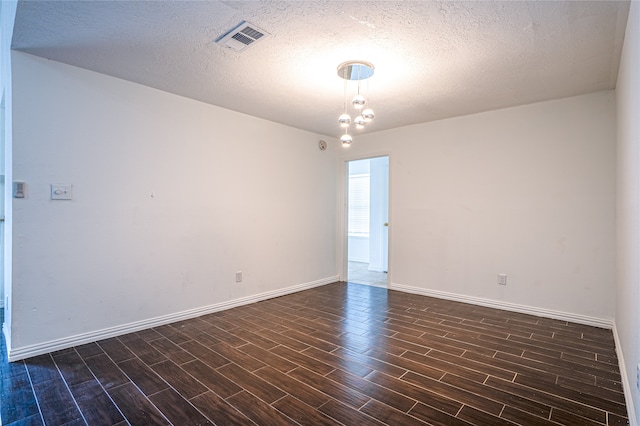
left=235, top=271, right=243, bottom=283
left=498, top=274, right=507, bottom=285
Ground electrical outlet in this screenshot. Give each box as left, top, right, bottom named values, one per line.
left=235, top=271, right=243, bottom=283
left=498, top=274, right=507, bottom=285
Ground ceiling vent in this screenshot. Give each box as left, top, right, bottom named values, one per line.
left=216, top=21, right=271, bottom=52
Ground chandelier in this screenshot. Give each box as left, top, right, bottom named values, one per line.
left=337, top=61, right=375, bottom=147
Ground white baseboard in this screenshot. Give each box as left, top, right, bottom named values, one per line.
left=389, top=282, right=614, bottom=329
left=612, top=323, right=638, bottom=426
left=7, top=275, right=339, bottom=361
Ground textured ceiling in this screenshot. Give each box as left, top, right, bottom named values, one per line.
left=12, top=1, right=630, bottom=139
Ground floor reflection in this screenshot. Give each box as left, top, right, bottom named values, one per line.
left=343, top=282, right=389, bottom=357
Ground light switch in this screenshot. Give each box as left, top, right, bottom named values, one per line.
left=51, top=184, right=73, bottom=200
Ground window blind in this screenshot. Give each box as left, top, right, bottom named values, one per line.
left=348, top=174, right=370, bottom=236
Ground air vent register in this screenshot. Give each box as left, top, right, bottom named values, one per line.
left=216, top=21, right=271, bottom=52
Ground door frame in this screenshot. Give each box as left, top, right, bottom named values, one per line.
left=341, top=153, right=391, bottom=287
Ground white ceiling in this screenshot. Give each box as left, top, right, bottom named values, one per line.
left=12, top=1, right=630, bottom=139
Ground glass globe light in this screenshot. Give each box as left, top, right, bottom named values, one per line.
left=340, top=133, right=352, bottom=146
left=362, top=108, right=375, bottom=122
left=338, top=113, right=351, bottom=128
left=352, top=94, right=366, bottom=109
left=354, top=116, right=366, bottom=129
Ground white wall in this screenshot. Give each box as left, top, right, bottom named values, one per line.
left=10, top=52, right=338, bottom=355
left=616, top=0, right=640, bottom=423
left=340, top=91, right=616, bottom=321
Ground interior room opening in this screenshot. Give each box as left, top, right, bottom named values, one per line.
left=346, top=156, right=389, bottom=287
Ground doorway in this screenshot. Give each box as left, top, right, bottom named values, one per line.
left=346, top=156, right=389, bottom=287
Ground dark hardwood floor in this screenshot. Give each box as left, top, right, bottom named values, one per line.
left=0, top=282, right=630, bottom=425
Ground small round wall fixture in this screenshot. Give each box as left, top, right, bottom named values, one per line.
left=318, top=140, right=327, bottom=151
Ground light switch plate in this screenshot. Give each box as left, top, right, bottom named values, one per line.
left=51, top=184, right=73, bottom=200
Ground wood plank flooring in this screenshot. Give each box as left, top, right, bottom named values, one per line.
left=0, top=282, right=630, bottom=425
